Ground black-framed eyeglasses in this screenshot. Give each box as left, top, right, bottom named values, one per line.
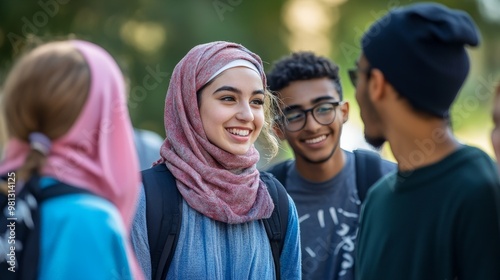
left=281, top=101, right=343, bottom=132
left=348, top=67, right=372, bottom=87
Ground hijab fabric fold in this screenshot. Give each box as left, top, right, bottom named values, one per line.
left=0, top=40, right=141, bottom=230
left=157, top=41, right=274, bottom=224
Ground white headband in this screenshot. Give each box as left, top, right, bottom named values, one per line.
left=207, top=59, right=260, bottom=83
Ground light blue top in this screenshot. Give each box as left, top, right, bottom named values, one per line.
left=38, top=177, right=134, bottom=280
left=131, top=184, right=302, bottom=280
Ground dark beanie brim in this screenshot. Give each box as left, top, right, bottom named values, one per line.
left=361, top=2, right=480, bottom=118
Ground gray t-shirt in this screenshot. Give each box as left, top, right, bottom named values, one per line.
left=284, top=150, right=395, bottom=280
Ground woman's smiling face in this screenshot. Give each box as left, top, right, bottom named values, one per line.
left=198, top=66, right=265, bottom=155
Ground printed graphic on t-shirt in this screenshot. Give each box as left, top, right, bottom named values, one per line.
left=300, top=205, right=358, bottom=279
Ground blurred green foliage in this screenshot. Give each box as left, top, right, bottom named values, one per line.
left=1, top=0, right=499, bottom=155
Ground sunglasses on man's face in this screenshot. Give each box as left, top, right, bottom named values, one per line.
left=348, top=67, right=372, bottom=87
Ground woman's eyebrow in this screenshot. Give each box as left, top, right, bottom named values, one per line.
left=213, top=86, right=265, bottom=95
left=213, top=85, right=240, bottom=94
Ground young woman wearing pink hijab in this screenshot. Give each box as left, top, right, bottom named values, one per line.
left=131, top=41, right=301, bottom=279
left=0, top=40, right=143, bottom=280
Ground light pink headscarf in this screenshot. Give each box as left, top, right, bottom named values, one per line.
left=157, top=41, right=274, bottom=224
left=0, top=40, right=140, bottom=230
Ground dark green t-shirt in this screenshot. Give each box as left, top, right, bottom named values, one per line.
left=356, top=146, right=500, bottom=280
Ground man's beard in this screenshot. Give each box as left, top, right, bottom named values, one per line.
left=299, top=144, right=337, bottom=164
left=365, top=135, right=386, bottom=150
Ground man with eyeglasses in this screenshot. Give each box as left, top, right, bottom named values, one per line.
left=265, top=51, right=396, bottom=280
left=351, top=3, right=500, bottom=280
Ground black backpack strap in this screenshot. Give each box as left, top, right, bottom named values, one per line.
left=353, top=149, right=382, bottom=202
left=266, top=159, right=293, bottom=188
left=142, top=164, right=181, bottom=280
left=260, top=171, right=289, bottom=280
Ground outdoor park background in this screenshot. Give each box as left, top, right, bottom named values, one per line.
left=1, top=0, right=499, bottom=167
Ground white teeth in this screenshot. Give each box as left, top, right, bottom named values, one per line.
left=228, top=128, right=250, bottom=136
left=304, top=135, right=326, bottom=144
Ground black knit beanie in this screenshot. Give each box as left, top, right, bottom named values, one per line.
left=361, top=2, right=480, bottom=118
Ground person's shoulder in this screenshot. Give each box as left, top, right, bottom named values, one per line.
left=461, top=145, right=495, bottom=160
left=265, top=159, right=293, bottom=174
left=433, top=146, right=499, bottom=200
left=351, top=148, right=397, bottom=173
left=43, top=190, right=122, bottom=226
left=452, top=146, right=496, bottom=175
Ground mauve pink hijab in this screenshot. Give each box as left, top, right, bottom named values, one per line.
left=0, top=40, right=140, bottom=230
left=157, top=41, right=274, bottom=224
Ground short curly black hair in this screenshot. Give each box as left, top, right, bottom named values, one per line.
left=267, top=51, right=343, bottom=100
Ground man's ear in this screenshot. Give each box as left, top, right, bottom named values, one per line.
left=368, top=69, right=386, bottom=102
left=340, top=100, right=349, bottom=123
left=273, top=123, right=287, bottom=141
